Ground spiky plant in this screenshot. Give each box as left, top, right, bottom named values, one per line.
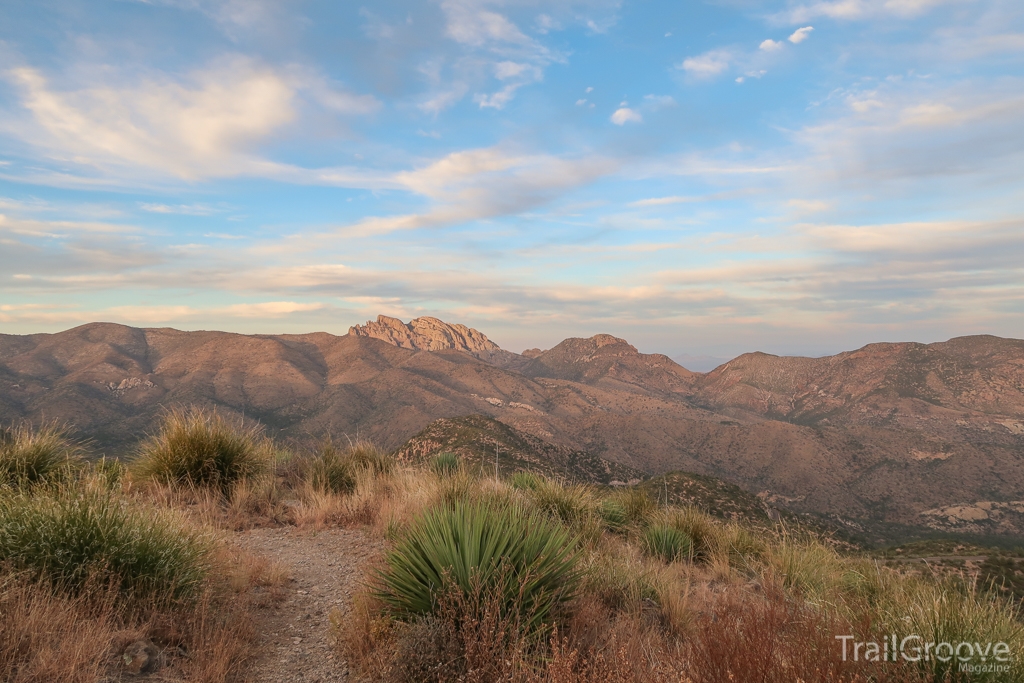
left=346, top=441, right=394, bottom=475
left=643, top=524, right=693, bottom=563
left=132, top=408, right=273, bottom=496
left=0, top=422, right=84, bottom=490
left=430, top=452, right=460, bottom=477
left=374, top=501, right=582, bottom=636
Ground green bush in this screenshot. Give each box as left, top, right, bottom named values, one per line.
left=307, top=439, right=356, bottom=494
left=531, top=480, right=595, bottom=527
left=598, top=498, right=629, bottom=531
left=0, top=487, right=210, bottom=601
left=430, top=452, right=460, bottom=477
left=661, top=507, right=723, bottom=562
left=132, top=408, right=273, bottom=495
left=346, top=441, right=394, bottom=475
left=509, top=471, right=543, bottom=491
left=374, top=501, right=582, bottom=636
left=643, top=524, right=693, bottom=563
left=0, top=423, right=83, bottom=490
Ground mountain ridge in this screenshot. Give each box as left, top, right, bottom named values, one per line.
left=2, top=318, right=1023, bottom=537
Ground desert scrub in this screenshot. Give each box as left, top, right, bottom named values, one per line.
left=509, top=470, right=544, bottom=491
left=598, top=487, right=656, bottom=531
left=658, top=506, right=725, bottom=563
left=642, top=524, right=694, bottom=563
left=0, top=422, right=83, bottom=490
left=0, top=486, right=211, bottom=601
left=306, top=438, right=357, bottom=495
left=430, top=451, right=460, bottom=476
left=133, top=408, right=273, bottom=496
left=374, top=500, right=582, bottom=636
left=346, top=441, right=394, bottom=475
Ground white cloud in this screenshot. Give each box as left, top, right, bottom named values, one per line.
left=679, top=50, right=731, bottom=79
left=778, top=0, right=956, bottom=23
left=760, top=39, right=784, bottom=52
left=789, top=26, right=814, bottom=44
left=4, top=59, right=379, bottom=181
left=139, top=203, right=219, bottom=215
left=576, top=98, right=587, bottom=105
left=610, top=108, right=642, bottom=125
left=585, top=86, right=593, bottom=93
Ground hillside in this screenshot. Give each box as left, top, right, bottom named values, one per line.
left=392, top=414, right=644, bottom=485
left=2, top=319, right=1023, bottom=538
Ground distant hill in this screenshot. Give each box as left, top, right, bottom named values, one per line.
left=392, top=414, right=644, bottom=485
left=2, top=319, right=1023, bottom=538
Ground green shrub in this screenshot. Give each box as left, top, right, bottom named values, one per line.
left=643, top=524, right=693, bottom=563
left=599, top=488, right=656, bottom=531
left=0, top=487, right=210, bottom=601
left=598, top=498, right=629, bottom=531
left=430, top=452, right=460, bottom=477
left=307, top=439, right=356, bottom=494
left=531, top=480, right=595, bottom=527
left=509, top=471, right=543, bottom=491
left=661, top=507, right=723, bottom=562
left=347, top=441, right=394, bottom=475
left=132, top=408, right=273, bottom=495
left=0, top=422, right=83, bottom=490
left=374, top=501, right=582, bottom=636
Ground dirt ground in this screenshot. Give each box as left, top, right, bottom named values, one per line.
left=231, top=527, right=382, bottom=683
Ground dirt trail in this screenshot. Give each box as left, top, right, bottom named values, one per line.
left=232, top=527, right=382, bottom=683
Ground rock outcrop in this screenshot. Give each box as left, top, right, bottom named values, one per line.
left=348, top=315, right=529, bottom=369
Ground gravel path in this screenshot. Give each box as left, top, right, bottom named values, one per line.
left=232, top=527, right=382, bottom=683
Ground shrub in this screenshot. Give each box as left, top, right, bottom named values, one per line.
left=642, top=525, right=693, bottom=563
left=374, top=501, right=582, bottom=636
left=0, top=422, right=83, bottom=490
left=307, top=438, right=357, bottom=495
left=598, top=498, right=629, bottom=531
left=430, top=452, right=460, bottom=477
left=531, top=479, right=596, bottom=527
left=661, top=507, right=723, bottom=563
left=0, top=487, right=210, bottom=601
left=510, top=471, right=544, bottom=491
left=132, top=408, right=273, bottom=496
left=347, top=441, right=394, bottom=475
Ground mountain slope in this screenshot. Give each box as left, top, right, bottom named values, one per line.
left=2, top=320, right=1024, bottom=537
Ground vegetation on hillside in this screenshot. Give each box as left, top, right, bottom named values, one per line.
left=2, top=410, right=1022, bottom=682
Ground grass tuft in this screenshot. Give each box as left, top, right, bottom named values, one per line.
left=132, top=408, right=273, bottom=496
left=642, top=525, right=693, bottom=563
left=0, top=486, right=211, bottom=601
left=0, top=422, right=84, bottom=490
left=430, top=451, right=460, bottom=477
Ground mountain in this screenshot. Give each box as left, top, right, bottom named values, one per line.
left=1, top=319, right=1023, bottom=539
left=349, top=315, right=530, bottom=370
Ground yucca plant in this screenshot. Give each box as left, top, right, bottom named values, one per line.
left=0, top=422, right=83, bottom=490
left=430, top=452, right=460, bottom=477
left=374, top=501, right=582, bottom=636
left=599, top=488, right=656, bottom=532
left=661, top=506, right=723, bottom=563
left=643, top=524, right=693, bottom=563
left=347, top=441, right=394, bottom=475
left=0, top=486, right=210, bottom=601
left=132, top=408, right=273, bottom=496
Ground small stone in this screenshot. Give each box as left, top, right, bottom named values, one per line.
left=122, top=639, right=160, bottom=675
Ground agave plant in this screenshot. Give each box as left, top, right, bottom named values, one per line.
left=374, top=501, right=581, bottom=636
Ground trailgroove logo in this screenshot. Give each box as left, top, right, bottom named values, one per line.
left=836, top=635, right=1013, bottom=674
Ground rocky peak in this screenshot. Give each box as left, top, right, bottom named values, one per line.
left=348, top=315, right=531, bottom=370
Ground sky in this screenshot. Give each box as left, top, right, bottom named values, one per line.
left=0, top=0, right=1022, bottom=366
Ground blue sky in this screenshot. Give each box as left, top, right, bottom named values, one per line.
left=1, top=0, right=1022, bottom=365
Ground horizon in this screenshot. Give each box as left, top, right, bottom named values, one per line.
left=5, top=316, right=1019, bottom=372
left=1, top=1, right=1022, bottom=360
